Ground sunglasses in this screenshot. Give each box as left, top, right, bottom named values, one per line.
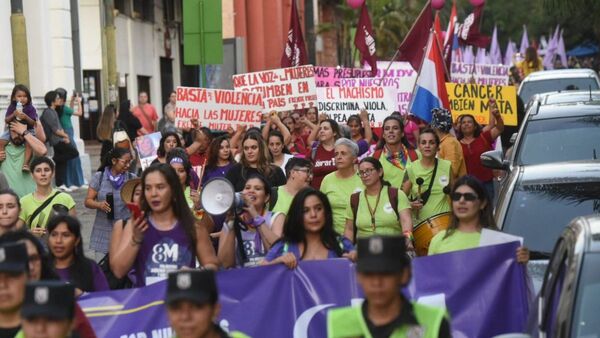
left=450, top=192, right=479, bottom=202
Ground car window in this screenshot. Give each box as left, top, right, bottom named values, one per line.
left=542, top=251, right=567, bottom=336
left=502, top=181, right=600, bottom=254
left=571, top=253, right=600, bottom=337
left=520, top=78, right=600, bottom=104
left=516, top=116, right=600, bottom=166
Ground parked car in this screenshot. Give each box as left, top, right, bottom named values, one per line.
left=481, top=155, right=600, bottom=289
left=518, top=68, right=600, bottom=105
left=533, top=215, right=600, bottom=337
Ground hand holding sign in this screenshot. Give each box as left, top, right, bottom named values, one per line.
left=359, top=109, right=369, bottom=122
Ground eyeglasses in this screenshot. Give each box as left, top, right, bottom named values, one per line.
left=357, top=168, right=376, bottom=177
left=293, top=168, right=312, bottom=176
left=450, top=192, right=479, bottom=202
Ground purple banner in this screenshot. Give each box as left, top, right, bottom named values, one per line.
left=79, top=242, right=529, bottom=338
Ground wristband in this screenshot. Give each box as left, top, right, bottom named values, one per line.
left=131, top=236, right=142, bottom=246
left=224, top=220, right=234, bottom=231
left=251, top=215, right=265, bottom=228
left=403, top=230, right=414, bottom=242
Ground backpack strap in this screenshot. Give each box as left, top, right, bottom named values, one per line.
left=350, top=192, right=360, bottom=243
left=373, top=148, right=383, bottom=160
left=387, top=187, right=400, bottom=221
left=407, top=148, right=418, bottom=162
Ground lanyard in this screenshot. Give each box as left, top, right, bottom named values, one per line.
left=364, top=187, right=382, bottom=231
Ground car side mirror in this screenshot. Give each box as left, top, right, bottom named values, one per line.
left=480, top=150, right=509, bottom=171
left=510, top=132, right=518, bottom=144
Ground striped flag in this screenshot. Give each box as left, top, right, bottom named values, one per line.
left=409, top=31, right=449, bottom=123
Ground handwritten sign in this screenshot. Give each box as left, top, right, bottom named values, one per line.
left=232, top=65, right=317, bottom=112
left=135, top=132, right=161, bottom=170
left=445, top=83, right=517, bottom=126
left=314, top=62, right=417, bottom=114
left=175, top=86, right=263, bottom=130
left=451, top=62, right=510, bottom=86
left=316, top=87, right=398, bottom=126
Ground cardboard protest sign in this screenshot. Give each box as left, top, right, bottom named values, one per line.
left=313, top=62, right=417, bottom=114
left=445, top=83, right=518, bottom=126
left=135, top=132, right=161, bottom=170
left=232, top=65, right=317, bottom=112
left=451, top=62, right=510, bottom=86
left=316, top=86, right=398, bottom=126
left=175, top=86, right=263, bottom=130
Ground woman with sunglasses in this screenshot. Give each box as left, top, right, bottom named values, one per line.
left=401, top=129, right=452, bottom=236
left=85, top=147, right=137, bottom=260
left=344, top=158, right=413, bottom=250
left=428, top=176, right=529, bottom=263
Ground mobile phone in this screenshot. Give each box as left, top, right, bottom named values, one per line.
left=126, top=203, right=142, bottom=219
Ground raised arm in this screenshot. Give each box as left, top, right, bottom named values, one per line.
left=304, top=116, right=319, bottom=146
left=360, top=109, right=373, bottom=143
left=10, top=122, right=47, bottom=156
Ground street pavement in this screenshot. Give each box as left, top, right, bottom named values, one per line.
left=73, top=141, right=102, bottom=258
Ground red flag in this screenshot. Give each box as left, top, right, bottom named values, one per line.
left=456, top=4, right=491, bottom=48
left=434, top=12, right=443, bottom=48
left=281, top=0, right=308, bottom=68
left=354, top=3, right=377, bottom=76
left=443, top=0, right=457, bottom=69
left=397, top=1, right=433, bottom=71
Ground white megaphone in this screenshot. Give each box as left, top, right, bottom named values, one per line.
left=200, top=178, right=245, bottom=215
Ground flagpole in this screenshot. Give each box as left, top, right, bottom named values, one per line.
left=375, top=49, right=401, bottom=85
left=407, top=30, right=434, bottom=116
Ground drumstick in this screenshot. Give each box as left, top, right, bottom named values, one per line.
left=415, top=177, right=424, bottom=219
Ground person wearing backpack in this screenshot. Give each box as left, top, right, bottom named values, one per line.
left=367, top=115, right=419, bottom=188
left=344, top=157, right=415, bottom=254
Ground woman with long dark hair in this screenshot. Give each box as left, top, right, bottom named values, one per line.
left=152, top=131, right=183, bottom=164
left=97, top=104, right=117, bottom=161
left=263, top=188, right=355, bottom=268
left=344, top=157, right=413, bottom=249
left=116, top=99, right=142, bottom=143
left=47, top=215, right=109, bottom=292
left=225, top=131, right=285, bottom=192
left=517, top=46, right=544, bottom=78
left=218, top=174, right=281, bottom=268
left=369, top=115, right=419, bottom=188
left=428, top=175, right=529, bottom=263
left=457, top=100, right=504, bottom=200
left=166, top=147, right=200, bottom=210
left=85, top=147, right=137, bottom=260
left=346, top=110, right=373, bottom=156
left=268, top=130, right=294, bottom=174
left=202, top=135, right=235, bottom=186
left=111, top=164, right=219, bottom=286
left=306, top=119, right=341, bottom=189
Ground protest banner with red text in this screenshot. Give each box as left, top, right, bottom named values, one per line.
left=316, top=86, right=398, bottom=126
left=451, top=62, right=509, bottom=85
left=446, top=83, right=517, bottom=126
left=175, top=87, right=264, bottom=130
left=232, top=65, right=317, bottom=112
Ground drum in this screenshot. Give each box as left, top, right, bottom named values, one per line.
left=413, top=212, right=452, bottom=256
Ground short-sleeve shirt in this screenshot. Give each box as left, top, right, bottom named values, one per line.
left=428, top=230, right=481, bottom=255
left=272, top=186, right=294, bottom=215
left=19, top=190, right=76, bottom=228
left=374, top=146, right=420, bottom=189
left=344, top=186, right=410, bottom=238
left=405, top=159, right=452, bottom=225
left=461, top=130, right=494, bottom=182
left=308, top=143, right=336, bottom=189
left=264, top=237, right=354, bottom=262
left=59, top=105, right=74, bottom=129
left=0, top=144, right=35, bottom=197
left=40, top=108, right=63, bottom=146
left=134, top=217, right=195, bottom=286
left=222, top=212, right=276, bottom=267
left=132, top=104, right=159, bottom=134
left=320, top=171, right=363, bottom=234
left=55, top=261, right=110, bottom=292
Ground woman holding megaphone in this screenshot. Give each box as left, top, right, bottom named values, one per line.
left=217, top=174, right=282, bottom=268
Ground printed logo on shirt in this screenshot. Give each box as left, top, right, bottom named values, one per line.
left=152, top=243, right=180, bottom=264
left=383, top=202, right=394, bottom=214
left=439, top=175, right=449, bottom=187
left=145, top=238, right=193, bottom=285
left=314, top=158, right=335, bottom=168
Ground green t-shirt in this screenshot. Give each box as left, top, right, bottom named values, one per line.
left=59, top=105, right=74, bottom=129
left=19, top=189, right=76, bottom=228
left=378, top=149, right=421, bottom=188
left=405, top=159, right=452, bottom=225
left=272, top=186, right=294, bottom=215
left=428, top=229, right=481, bottom=255
left=320, top=171, right=364, bottom=234
left=344, top=186, right=410, bottom=238
left=0, top=143, right=36, bottom=197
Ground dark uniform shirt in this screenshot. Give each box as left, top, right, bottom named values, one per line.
left=361, top=297, right=452, bottom=338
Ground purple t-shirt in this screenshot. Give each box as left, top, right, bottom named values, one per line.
left=264, top=237, right=354, bottom=262
left=6, top=102, right=38, bottom=125
left=55, top=261, right=109, bottom=292
left=202, top=162, right=235, bottom=186
left=133, top=217, right=194, bottom=286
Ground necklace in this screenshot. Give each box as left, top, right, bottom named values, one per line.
left=364, top=187, right=383, bottom=231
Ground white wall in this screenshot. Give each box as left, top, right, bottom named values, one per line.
left=80, top=0, right=102, bottom=70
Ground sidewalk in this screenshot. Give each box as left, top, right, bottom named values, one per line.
left=75, top=141, right=102, bottom=258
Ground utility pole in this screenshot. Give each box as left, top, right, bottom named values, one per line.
left=101, top=0, right=118, bottom=106
left=10, top=0, right=30, bottom=87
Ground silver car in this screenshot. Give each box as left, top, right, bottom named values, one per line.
left=518, top=69, right=600, bottom=105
